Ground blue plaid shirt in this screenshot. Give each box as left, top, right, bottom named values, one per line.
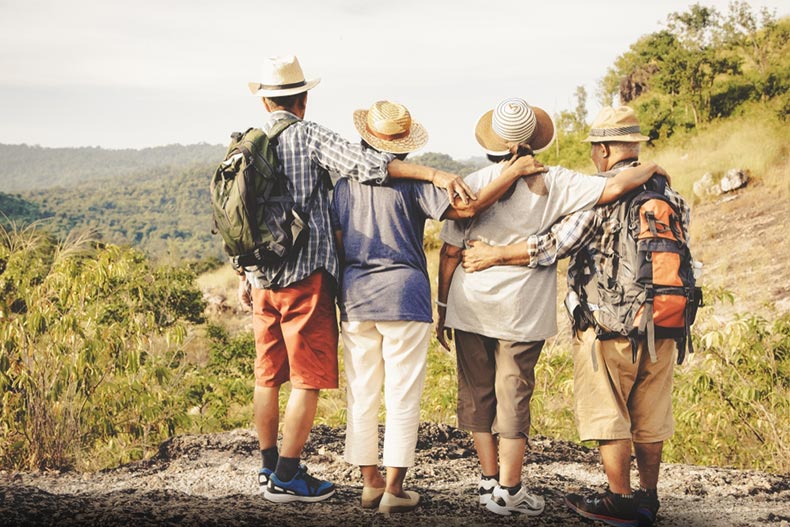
left=246, top=111, right=394, bottom=289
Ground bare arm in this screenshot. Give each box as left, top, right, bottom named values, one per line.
left=461, top=239, right=530, bottom=271
left=597, top=162, right=668, bottom=204
left=461, top=208, right=599, bottom=272
left=387, top=159, right=477, bottom=205
left=442, top=155, right=546, bottom=220
left=436, top=242, right=462, bottom=351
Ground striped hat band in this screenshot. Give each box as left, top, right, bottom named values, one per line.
left=588, top=125, right=643, bottom=137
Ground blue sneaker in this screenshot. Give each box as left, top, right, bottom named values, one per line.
left=264, top=465, right=335, bottom=503
left=258, top=468, right=273, bottom=492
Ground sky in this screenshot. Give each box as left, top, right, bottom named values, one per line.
left=1, top=0, right=788, bottom=160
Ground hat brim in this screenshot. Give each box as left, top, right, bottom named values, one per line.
left=475, top=105, right=556, bottom=155
left=353, top=109, right=429, bottom=154
left=582, top=132, right=650, bottom=143
left=248, top=78, right=321, bottom=97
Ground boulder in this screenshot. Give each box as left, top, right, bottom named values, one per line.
left=720, top=168, right=749, bottom=193
left=693, top=172, right=723, bottom=199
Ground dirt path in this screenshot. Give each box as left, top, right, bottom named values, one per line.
left=2, top=424, right=788, bottom=527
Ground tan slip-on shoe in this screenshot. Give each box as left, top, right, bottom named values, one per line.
left=378, top=490, right=421, bottom=513
left=361, top=486, right=386, bottom=509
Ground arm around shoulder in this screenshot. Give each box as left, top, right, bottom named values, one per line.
left=598, top=162, right=662, bottom=204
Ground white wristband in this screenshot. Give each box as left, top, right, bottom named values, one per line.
left=435, top=300, right=447, bottom=308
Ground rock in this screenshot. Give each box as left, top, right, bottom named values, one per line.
left=693, top=169, right=749, bottom=200
left=720, top=168, right=749, bottom=193
left=693, top=172, right=723, bottom=199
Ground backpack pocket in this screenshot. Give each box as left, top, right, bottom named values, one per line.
left=636, top=238, right=689, bottom=332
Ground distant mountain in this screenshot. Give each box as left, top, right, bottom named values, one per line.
left=0, top=145, right=484, bottom=263
left=0, top=143, right=226, bottom=193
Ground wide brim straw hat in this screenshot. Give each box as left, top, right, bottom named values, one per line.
left=583, top=106, right=650, bottom=142
left=248, top=55, right=321, bottom=97
left=353, top=100, right=429, bottom=154
left=475, top=98, right=556, bottom=155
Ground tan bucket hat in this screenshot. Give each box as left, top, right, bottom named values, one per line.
left=248, top=55, right=321, bottom=97
left=475, top=98, right=555, bottom=155
left=583, top=106, right=650, bottom=142
left=353, top=100, right=429, bottom=154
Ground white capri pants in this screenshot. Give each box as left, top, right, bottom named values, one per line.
left=342, top=320, right=431, bottom=468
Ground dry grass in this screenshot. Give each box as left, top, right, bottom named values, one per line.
left=645, top=107, right=790, bottom=202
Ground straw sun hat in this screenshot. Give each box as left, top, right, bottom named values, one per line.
left=248, top=55, right=321, bottom=97
left=353, top=100, right=429, bottom=154
left=475, top=98, right=556, bottom=155
left=583, top=106, right=650, bottom=142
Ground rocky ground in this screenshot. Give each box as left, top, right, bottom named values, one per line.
left=1, top=423, right=788, bottom=527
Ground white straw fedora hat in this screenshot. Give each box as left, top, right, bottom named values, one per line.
left=475, top=98, right=555, bottom=155
left=583, top=106, right=650, bottom=142
left=353, top=100, right=429, bottom=154
left=247, top=55, right=321, bottom=97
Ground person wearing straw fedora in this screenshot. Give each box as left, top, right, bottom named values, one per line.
left=330, top=100, right=547, bottom=514
left=436, top=98, right=665, bottom=518
left=459, top=105, right=687, bottom=527
left=240, top=55, right=481, bottom=505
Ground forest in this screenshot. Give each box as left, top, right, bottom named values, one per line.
left=1, top=2, right=789, bottom=475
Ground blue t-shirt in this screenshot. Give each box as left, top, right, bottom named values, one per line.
left=330, top=178, right=450, bottom=322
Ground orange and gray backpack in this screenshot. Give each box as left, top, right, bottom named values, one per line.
left=575, top=174, right=702, bottom=365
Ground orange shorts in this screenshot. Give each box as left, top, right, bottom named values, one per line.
left=252, top=270, right=339, bottom=389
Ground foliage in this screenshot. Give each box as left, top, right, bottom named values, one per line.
left=601, top=5, right=790, bottom=138
left=10, top=163, right=225, bottom=263
left=540, top=86, right=595, bottom=172
left=0, top=223, right=207, bottom=470
left=0, top=143, right=224, bottom=194
left=409, top=152, right=481, bottom=177
left=183, top=324, right=255, bottom=432
left=667, top=308, right=790, bottom=472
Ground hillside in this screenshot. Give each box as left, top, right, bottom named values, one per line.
left=0, top=147, right=485, bottom=262
left=0, top=143, right=225, bottom=193
left=1, top=425, right=788, bottom=527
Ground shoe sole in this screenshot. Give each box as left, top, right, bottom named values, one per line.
left=378, top=503, right=419, bottom=513
left=564, top=496, right=637, bottom=527
left=264, top=488, right=336, bottom=503
left=485, top=499, right=545, bottom=516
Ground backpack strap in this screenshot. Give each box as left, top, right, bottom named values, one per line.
left=590, top=336, right=599, bottom=372
left=637, top=288, right=658, bottom=363
left=266, top=116, right=299, bottom=140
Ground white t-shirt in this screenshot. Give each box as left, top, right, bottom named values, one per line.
left=440, top=163, right=606, bottom=341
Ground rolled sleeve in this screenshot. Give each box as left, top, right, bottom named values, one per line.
left=304, top=122, right=393, bottom=185
left=528, top=209, right=599, bottom=268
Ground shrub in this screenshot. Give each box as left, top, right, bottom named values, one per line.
left=0, top=224, right=206, bottom=470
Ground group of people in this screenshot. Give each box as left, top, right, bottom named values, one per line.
left=236, top=55, right=690, bottom=527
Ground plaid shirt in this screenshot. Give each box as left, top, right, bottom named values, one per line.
left=246, top=111, right=394, bottom=289
left=525, top=160, right=691, bottom=297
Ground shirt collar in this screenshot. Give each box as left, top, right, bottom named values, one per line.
left=264, top=110, right=301, bottom=134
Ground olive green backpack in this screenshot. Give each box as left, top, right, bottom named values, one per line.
left=210, top=118, right=315, bottom=275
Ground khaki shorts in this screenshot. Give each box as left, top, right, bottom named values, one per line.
left=572, top=329, right=676, bottom=443
left=454, top=330, right=544, bottom=439
left=252, top=270, right=339, bottom=390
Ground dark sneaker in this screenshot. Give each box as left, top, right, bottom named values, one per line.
left=478, top=475, right=497, bottom=506
left=257, top=468, right=273, bottom=492
left=565, top=490, right=637, bottom=527
left=264, top=465, right=335, bottom=503
left=486, top=484, right=545, bottom=516
left=634, top=489, right=660, bottom=527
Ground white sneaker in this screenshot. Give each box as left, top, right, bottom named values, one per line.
left=478, top=475, right=497, bottom=506
left=486, top=484, right=545, bottom=516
